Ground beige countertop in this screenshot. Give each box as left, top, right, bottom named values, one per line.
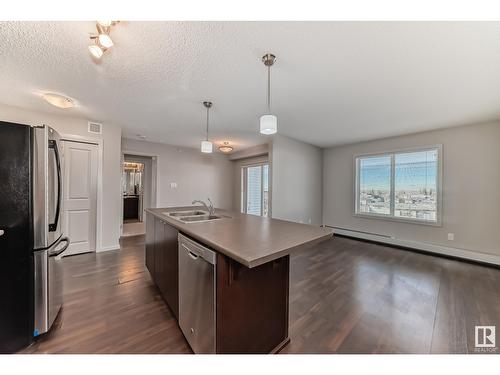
left=146, top=206, right=333, bottom=268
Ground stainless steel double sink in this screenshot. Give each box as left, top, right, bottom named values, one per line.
left=165, top=210, right=228, bottom=223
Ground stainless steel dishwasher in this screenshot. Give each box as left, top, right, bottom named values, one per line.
left=178, top=233, right=217, bottom=354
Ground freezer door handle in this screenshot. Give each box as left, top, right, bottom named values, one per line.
left=48, top=237, right=70, bottom=257
left=48, top=139, right=62, bottom=232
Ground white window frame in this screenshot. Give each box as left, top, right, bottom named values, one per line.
left=241, top=162, right=269, bottom=217
left=353, top=145, right=443, bottom=226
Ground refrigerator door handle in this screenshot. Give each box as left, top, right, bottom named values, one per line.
left=48, top=139, right=62, bottom=232
left=48, top=237, right=69, bottom=257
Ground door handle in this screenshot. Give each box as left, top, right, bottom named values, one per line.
left=49, top=237, right=70, bottom=257
left=48, top=139, right=62, bottom=232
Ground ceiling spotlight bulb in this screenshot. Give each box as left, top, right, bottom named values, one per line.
left=97, top=21, right=113, bottom=27
left=42, top=93, right=74, bottom=109
left=98, top=34, right=113, bottom=48
left=88, top=44, right=104, bottom=59
left=218, top=141, right=234, bottom=153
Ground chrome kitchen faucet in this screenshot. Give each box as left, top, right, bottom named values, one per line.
left=192, top=198, right=216, bottom=217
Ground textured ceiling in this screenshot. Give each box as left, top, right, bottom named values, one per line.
left=1, top=21, right=500, bottom=149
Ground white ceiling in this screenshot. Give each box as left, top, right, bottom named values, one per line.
left=1, top=21, right=500, bottom=150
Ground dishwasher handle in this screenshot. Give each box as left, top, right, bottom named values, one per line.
left=179, top=234, right=217, bottom=265
left=182, top=243, right=200, bottom=260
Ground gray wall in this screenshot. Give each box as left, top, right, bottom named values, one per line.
left=323, top=121, right=500, bottom=256
left=271, top=135, right=323, bottom=225
left=122, top=138, right=234, bottom=210
left=0, top=102, right=122, bottom=251
left=229, top=143, right=269, bottom=161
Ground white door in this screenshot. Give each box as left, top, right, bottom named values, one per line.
left=61, top=140, right=98, bottom=256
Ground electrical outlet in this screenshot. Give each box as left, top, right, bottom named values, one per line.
left=447, top=233, right=454, bottom=241
left=308, top=218, right=312, bottom=224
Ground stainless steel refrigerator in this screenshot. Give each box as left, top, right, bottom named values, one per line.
left=0, top=121, right=70, bottom=353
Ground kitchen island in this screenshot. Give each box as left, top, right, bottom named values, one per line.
left=145, top=207, right=333, bottom=354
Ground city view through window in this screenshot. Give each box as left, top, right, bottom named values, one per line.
left=357, top=149, right=439, bottom=222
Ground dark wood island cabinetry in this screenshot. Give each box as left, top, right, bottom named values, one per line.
left=216, top=254, right=290, bottom=353
left=145, top=208, right=332, bottom=354
left=145, top=213, right=179, bottom=319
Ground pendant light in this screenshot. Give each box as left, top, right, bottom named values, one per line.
left=260, top=53, right=277, bottom=135
left=201, top=101, right=213, bottom=153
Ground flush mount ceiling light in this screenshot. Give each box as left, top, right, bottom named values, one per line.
left=41, top=93, right=74, bottom=109
left=260, top=53, right=278, bottom=135
left=218, top=141, right=234, bottom=153
left=88, top=21, right=118, bottom=59
left=201, top=101, right=213, bottom=153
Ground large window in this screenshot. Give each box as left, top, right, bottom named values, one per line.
left=355, top=147, right=441, bottom=224
left=241, top=163, right=269, bottom=217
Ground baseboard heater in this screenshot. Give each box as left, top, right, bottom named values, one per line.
left=326, top=226, right=393, bottom=239
left=323, top=225, right=500, bottom=267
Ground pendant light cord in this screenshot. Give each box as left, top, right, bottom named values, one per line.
left=267, top=65, right=271, bottom=112
left=206, top=105, right=209, bottom=141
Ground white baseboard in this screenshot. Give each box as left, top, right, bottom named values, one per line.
left=329, top=226, right=500, bottom=266
left=97, top=243, right=120, bottom=253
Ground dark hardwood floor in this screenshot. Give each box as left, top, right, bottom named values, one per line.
left=22, top=235, right=500, bottom=354
left=23, top=235, right=191, bottom=354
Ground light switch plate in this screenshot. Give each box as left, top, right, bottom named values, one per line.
left=170, top=182, right=177, bottom=189
left=447, top=233, right=454, bottom=241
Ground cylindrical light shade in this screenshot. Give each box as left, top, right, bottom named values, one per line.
left=88, top=45, right=104, bottom=59
left=260, top=114, right=278, bottom=135
left=201, top=140, right=213, bottom=153
left=98, top=34, right=114, bottom=48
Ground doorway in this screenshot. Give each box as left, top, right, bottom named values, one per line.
left=121, top=154, right=154, bottom=237
left=241, top=163, right=269, bottom=217
left=60, top=139, right=99, bottom=256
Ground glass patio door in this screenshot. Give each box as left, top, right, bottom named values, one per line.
left=241, top=164, right=269, bottom=217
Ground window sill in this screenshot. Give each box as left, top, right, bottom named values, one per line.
left=353, top=212, right=442, bottom=227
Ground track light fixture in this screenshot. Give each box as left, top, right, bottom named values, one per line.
left=97, top=20, right=113, bottom=27
left=88, top=21, right=118, bottom=59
